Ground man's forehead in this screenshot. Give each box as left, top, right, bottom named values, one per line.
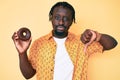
left=53, top=6, right=71, bottom=13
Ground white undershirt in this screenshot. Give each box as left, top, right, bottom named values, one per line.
left=53, top=37, right=74, bottom=80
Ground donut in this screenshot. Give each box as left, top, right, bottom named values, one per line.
left=17, top=27, right=31, bottom=41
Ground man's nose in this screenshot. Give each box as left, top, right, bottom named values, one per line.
left=59, top=19, right=64, bottom=25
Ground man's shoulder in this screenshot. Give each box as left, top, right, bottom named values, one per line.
left=34, top=32, right=52, bottom=43
left=68, top=32, right=82, bottom=41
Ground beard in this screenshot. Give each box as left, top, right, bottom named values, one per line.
left=54, top=30, right=66, bottom=36
left=53, top=25, right=68, bottom=38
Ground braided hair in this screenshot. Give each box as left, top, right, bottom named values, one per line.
left=49, top=1, right=76, bottom=23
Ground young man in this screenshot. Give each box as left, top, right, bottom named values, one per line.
left=12, top=1, right=117, bottom=80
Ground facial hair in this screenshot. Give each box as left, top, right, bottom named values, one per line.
left=53, top=25, right=68, bottom=38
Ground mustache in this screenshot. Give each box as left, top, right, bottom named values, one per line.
left=56, top=25, right=66, bottom=28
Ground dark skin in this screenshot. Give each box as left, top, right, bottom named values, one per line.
left=81, top=29, right=117, bottom=50
left=52, top=6, right=117, bottom=50
left=12, top=32, right=36, bottom=79
left=51, top=6, right=73, bottom=38
left=12, top=6, right=117, bottom=79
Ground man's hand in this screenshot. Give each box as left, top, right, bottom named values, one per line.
left=81, top=29, right=99, bottom=52
left=12, top=31, right=32, bottom=54
left=81, top=29, right=98, bottom=44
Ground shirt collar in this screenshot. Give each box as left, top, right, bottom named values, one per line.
left=45, top=31, right=77, bottom=41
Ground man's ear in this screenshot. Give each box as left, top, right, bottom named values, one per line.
left=49, top=15, right=52, bottom=21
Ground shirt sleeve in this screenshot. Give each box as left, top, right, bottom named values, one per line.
left=86, top=41, right=103, bottom=57
left=28, top=40, right=39, bottom=70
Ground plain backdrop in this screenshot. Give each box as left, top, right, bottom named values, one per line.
left=0, top=0, right=120, bottom=80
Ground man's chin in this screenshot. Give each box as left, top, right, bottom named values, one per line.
left=55, top=31, right=66, bottom=36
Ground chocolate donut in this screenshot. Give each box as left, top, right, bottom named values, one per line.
left=17, top=27, right=31, bottom=41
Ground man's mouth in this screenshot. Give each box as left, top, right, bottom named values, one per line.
left=57, top=26, right=65, bottom=32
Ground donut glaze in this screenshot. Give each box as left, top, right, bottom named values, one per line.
left=17, top=27, right=31, bottom=41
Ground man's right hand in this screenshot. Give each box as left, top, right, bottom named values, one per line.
left=12, top=31, right=32, bottom=54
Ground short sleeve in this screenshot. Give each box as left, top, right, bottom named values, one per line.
left=86, top=41, right=103, bottom=57
left=28, top=40, right=39, bottom=69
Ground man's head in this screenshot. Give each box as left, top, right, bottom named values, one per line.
left=49, top=2, right=75, bottom=38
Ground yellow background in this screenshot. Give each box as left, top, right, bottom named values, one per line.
left=0, top=0, right=120, bottom=80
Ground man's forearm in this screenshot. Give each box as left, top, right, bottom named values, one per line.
left=19, top=52, right=36, bottom=79
left=99, top=34, right=118, bottom=50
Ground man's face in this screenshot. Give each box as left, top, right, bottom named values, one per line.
left=51, top=6, right=73, bottom=37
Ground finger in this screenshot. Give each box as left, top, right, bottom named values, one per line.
left=90, top=30, right=96, bottom=42
left=84, top=32, right=91, bottom=40
left=81, top=34, right=85, bottom=43
left=26, top=36, right=32, bottom=43
left=82, top=34, right=89, bottom=43
left=83, top=29, right=91, bottom=39
left=87, top=29, right=92, bottom=36
left=84, top=30, right=97, bottom=53
left=86, top=29, right=92, bottom=36
left=84, top=31, right=91, bottom=41
left=86, top=30, right=96, bottom=45
left=12, top=32, right=17, bottom=40
left=12, top=32, right=19, bottom=41
left=82, top=29, right=92, bottom=44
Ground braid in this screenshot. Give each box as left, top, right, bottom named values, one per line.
left=49, top=1, right=76, bottom=23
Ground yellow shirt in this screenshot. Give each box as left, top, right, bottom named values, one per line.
left=29, top=32, right=103, bottom=80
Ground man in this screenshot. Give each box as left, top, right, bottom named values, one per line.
left=12, top=1, right=117, bottom=80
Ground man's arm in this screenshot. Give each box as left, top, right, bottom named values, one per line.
left=19, top=52, right=36, bottom=79
left=81, top=29, right=118, bottom=51
left=99, top=34, right=117, bottom=50
left=12, top=32, right=36, bottom=79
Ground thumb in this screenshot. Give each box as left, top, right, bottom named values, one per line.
left=84, top=30, right=97, bottom=53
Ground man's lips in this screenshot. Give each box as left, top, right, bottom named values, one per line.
left=57, top=26, right=65, bottom=31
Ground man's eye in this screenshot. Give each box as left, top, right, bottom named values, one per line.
left=55, top=16, right=60, bottom=20
left=54, top=16, right=69, bottom=22
left=63, top=17, right=69, bottom=21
